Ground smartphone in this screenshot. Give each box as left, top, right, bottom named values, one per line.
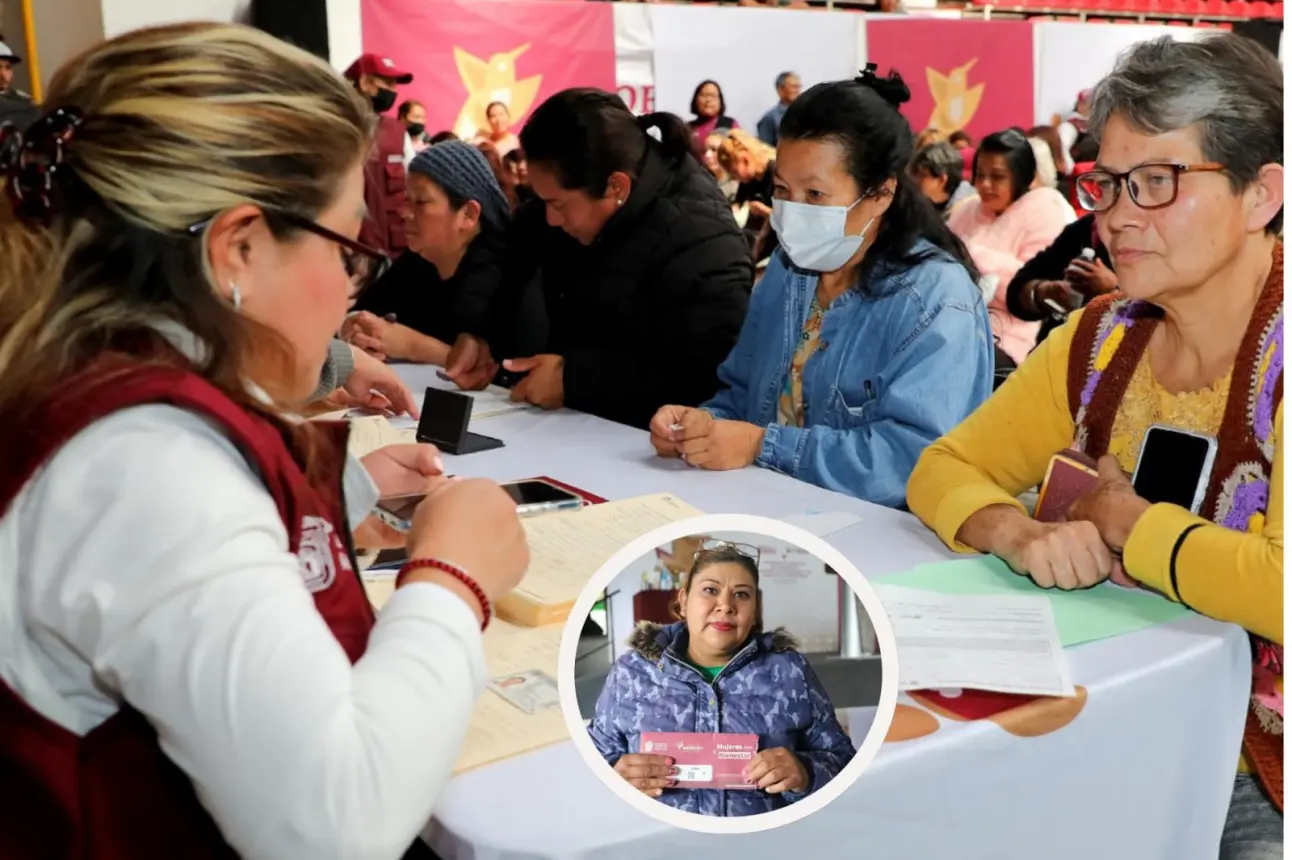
left=373, top=493, right=426, bottom=532
left=1034, top=450, right=1100, bottom=522
left=1132, top=425, right=1218, bottom=514
left=503, top=479, right=583, bottom=516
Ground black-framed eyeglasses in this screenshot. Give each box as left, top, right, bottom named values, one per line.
left=693, top=539, right=761, bottom=568
left=186, top=212, right=391, bottom=304
left=1075, top=162, right=1226, bottom=213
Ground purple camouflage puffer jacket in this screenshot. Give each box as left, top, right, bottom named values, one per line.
left=588, top=620, right=856, bottom=817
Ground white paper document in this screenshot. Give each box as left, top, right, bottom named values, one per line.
left=874, top=584, right=1076, bottom=698
left=465, top=386, right=533, bottom=420
left=780, top=511, right=863, bottom=538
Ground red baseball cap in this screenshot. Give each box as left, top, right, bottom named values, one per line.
left=344, top=53, right=412, bottom=85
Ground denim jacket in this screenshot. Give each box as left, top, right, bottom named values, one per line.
left=702, top=244, right=993, bottom=507
left=588, top=622, right=855, bottom=818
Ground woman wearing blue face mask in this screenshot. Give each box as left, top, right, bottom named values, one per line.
left=648, top=67, right=994, bottom=508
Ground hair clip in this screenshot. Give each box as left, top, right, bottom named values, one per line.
left=2, top=106, right=84, bottom=222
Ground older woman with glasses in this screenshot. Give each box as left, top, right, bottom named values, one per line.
left=909, top=34, right=1283, bottom=857
left=588, top=541, right=855, bottom=818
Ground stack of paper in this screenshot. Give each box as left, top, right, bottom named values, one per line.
left=498, top=494, right=705, bottom=627
left=361, top=569, right=397, bottom=612
left=874, top=584, right=1076, bottom=698
left=454, top=620, right=569, bottom=774
left=875, top=555, right=1193, bottom=648
left=344, top=415, right=417, bottom=459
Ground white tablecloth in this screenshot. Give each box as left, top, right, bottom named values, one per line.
left=393, top=365, right=1251, bottom=860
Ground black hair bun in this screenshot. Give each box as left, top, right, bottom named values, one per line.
left=855, top=63, right=911, bottom=110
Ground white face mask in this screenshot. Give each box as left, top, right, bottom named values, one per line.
left=771, top=197, right=875, bottom=273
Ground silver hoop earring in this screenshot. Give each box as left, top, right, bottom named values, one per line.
left=229, top=282, right=242, bottom=313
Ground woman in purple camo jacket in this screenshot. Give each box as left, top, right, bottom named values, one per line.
left=588, top=543, right=856, bottom=817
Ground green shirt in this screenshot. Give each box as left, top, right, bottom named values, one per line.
left=691, top=663, right=724, bottom=683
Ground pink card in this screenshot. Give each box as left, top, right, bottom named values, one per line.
left=639, top=732, right=760, bottom=790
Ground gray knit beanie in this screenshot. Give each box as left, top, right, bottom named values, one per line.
left=408, top=140, right=512, bottom=230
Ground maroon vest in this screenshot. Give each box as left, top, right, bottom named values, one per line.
left=360, top=114, right=409, bottom=255
left=0, top=355, right=377, bottom=858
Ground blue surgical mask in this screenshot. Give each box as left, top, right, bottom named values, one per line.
left=771, top=197, right=874, bottom=272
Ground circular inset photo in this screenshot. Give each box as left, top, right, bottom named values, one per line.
left=558, top=514, right=898, bottom=835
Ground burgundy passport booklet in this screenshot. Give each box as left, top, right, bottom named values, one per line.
left=640, top=732, right=759, bottom=790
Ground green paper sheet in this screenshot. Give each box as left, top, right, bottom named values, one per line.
left=875, top=555, right=1193, bottom=647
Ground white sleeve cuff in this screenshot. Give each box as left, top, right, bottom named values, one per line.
left=342, top=453, right=381, bottom=530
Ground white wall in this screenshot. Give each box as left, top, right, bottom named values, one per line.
left=326, top=0, right=362, bottom=72
left=602, top=531, right=865, bottom=662
left=100, top=0, right=251, bottom=38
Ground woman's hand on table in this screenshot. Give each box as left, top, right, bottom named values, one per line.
left=444, top=333, right=498, bottom=392
left=648, top=405, right=696, bottom=457
left=405, top=479, right=530, bottom=615
left=648, top=407, right=764, bottom=470
left=353, top=443, right=448, bottom=549
left=998, top=518, right=1116, bottom=591
left=505, top=354, right=565, bottom=409
left=745, top=748, right=808, bottom=794
left=344, top=346, right=421, bottom=417
left=613, top=753, right=677, bottom=798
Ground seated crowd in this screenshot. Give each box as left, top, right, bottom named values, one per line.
left=0, top=20, right=1280, bottom=860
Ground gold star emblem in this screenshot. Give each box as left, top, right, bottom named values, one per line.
left=451, top=44, right=543, bottom=140
left=925, top=58, right=984, bottom=134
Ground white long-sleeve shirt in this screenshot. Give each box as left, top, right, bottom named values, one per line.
left=0, top=404, right=486, bottom=859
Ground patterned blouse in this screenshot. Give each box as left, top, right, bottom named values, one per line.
left=777, top=295, right=827, bottom=427
left=1106, top=359, right=1232, bottom=479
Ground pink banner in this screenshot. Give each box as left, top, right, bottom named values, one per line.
left=361, top=0, right=617, bottom=140
left=867, top=19, right=1035, bottom=142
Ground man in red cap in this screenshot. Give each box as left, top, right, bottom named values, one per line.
left=344, top=53, right=414, bottom=256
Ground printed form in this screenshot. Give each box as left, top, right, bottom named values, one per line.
left=874, top=584, right=1076, bottom=698
left=498, top=493, right=705, bottom=625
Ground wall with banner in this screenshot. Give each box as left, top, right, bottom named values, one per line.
left=360, top=0, right=616, bottom=140
left=358, top=0, right=1208, bottom=140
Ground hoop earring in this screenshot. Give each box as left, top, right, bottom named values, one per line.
left=229, top=282, right=242, bottom=313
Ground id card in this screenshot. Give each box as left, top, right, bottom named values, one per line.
left=487, top=670, right=561, bottom=715
left=639, top=732, right=759, bottom=790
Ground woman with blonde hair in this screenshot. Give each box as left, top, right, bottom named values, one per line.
left=0, top=22, right=528, bottom=859
left=914, top=126, right=947, bottom=151
left=719, top=128, right=778, bottom=252
left=718, top=128, right=777, bottom=212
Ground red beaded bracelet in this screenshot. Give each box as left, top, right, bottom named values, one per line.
left=396, top=558, right=492, bottom=630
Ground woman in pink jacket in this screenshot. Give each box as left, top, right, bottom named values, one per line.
left=948, top=128, right=1075, bottom=367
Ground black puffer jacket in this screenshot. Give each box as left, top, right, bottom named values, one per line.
left=486, top=145, right=752, bottom=429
